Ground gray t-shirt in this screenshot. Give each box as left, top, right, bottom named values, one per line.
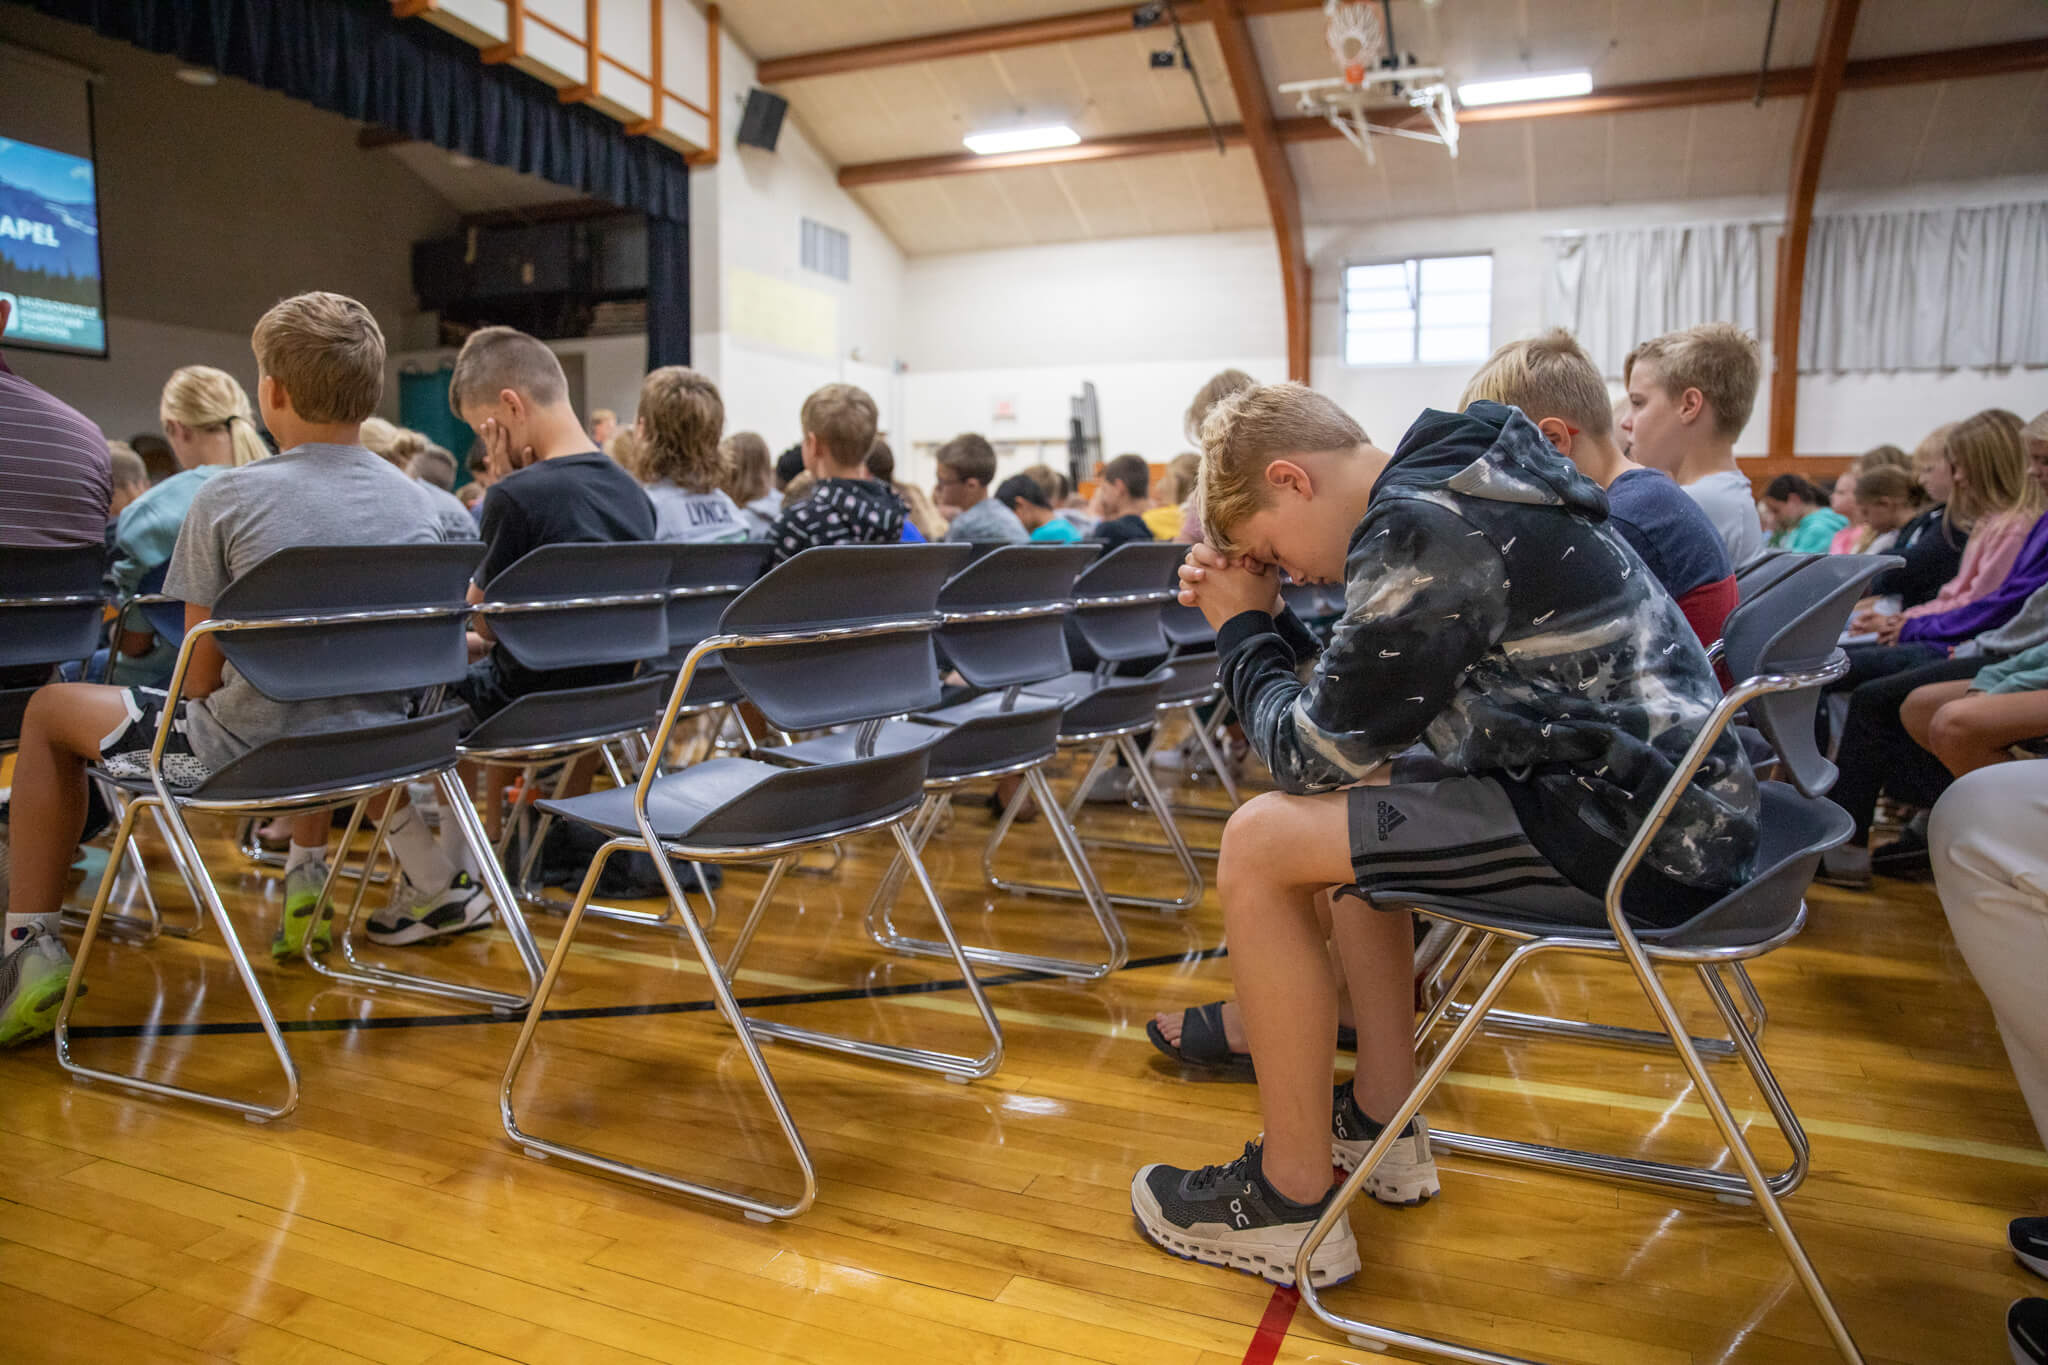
left=944, top=496, right=1029, bottom=544
left=644, top=483, right=749, bottom=543
left=1683, top=469, right=1765, bottom=567
left=417, top=478, right=480, bottom=542
left=164, top=442, right=453, bottom=770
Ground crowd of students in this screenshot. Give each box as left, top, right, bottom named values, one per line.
left=1, top=291, right=2044, bottom=1356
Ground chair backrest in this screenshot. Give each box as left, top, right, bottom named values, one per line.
left=1719, top=552, right=1900, bottom=797
left=936, top=544, right=1099, bottom=690
left=717, top=543, right=973, bottom=732
left=207, top=544, right=484, bottom=702
left=1160, top=600, right=1216, bottom=651
left=0, top=544, right=104, bottom=670
left=478, top=542, right=674, bottom=673
left=1733, top=550, right=1811, bottom=603
left=660, top=541, right=770, bottom=659
left=131, top=561, right=188, bottom=647
left=1069, top=541, right=1181, bottom=665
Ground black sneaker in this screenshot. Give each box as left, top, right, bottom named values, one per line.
left=1330, top=1080, right=1441, bottom=1205
left=1130, top=1140, right=1360, bottom=1287
left=1871, top=827, right=1932, bottom=879
left=2013, top=1298, right=2048, bottom=1365
left=2016, top=1218, right=2048, bottom=1280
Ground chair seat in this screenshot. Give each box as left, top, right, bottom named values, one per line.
left=457, top=676, right=667, bottom=756
left=780, top=694, right=1070, bottom=783
left=1151, top=655, right=1219, bottom=707
left=539, top=744, right=935, bottom=852
left=94, top=711, right=467, bottom=808
left=1021, top=671, right=1163, bottom=738
left=1380, top=783, right=1851, bottom=955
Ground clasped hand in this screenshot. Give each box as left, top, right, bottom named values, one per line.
left=1178, top=542, right=1283, bottom=630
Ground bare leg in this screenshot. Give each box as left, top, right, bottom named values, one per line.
left=1215, top=790, right=1361, bottom=1204
left=1326, top=894, right=1417, bottom=1120
left=10, top=685, right=134, bottom=923
left=1928, top=690, right=2048, bottom=777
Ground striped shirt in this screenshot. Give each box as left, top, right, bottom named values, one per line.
left=0, top=352, right=110, bottom=548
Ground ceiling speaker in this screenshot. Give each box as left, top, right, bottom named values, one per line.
left=736, top=87, right=788, bottom=152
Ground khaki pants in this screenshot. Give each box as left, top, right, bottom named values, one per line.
left=1930, top=759, right=2048, bottom=1145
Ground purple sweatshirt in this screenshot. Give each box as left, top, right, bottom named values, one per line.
left=1900, top=512, right=2048, bottom=649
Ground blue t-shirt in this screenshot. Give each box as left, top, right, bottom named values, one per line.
left=1606, top=467, right=1733, bottom=598
left=1029, top=518, right=1081, bottom=543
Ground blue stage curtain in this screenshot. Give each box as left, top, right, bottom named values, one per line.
left=21, top=0, right=691, bottom=222
left=645, top=212, right=689, bottom=370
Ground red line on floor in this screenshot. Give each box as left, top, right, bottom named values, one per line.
left=1241, top=1284, right=1300, bottom=1365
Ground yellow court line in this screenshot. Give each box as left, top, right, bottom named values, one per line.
left=550, top=940, right=2048, bottom=1171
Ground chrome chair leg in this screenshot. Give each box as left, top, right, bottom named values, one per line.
left=55, top=795, right=303, bottom=1122
left=720, top=854, right=792, bottom=983
left=987, top=736, right=1203, bottom=913
left=302, top=770, right=545, bottom=1012
left=868, top=776, right=1129, bottom=981
left=498, top=838, right=818, bottom=1221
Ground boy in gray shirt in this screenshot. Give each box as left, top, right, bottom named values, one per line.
left=933, top=432, right=1028, bottom=544
left=2, top=292, right=455, bottom=1048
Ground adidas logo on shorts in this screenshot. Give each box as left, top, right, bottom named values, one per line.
left=1375, top=800, right=1407, bottom=841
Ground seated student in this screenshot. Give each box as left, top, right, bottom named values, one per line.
left=718, top=430, right=781, bottom=537
left=994, top=473, right=1081, bottom=542
left=933, top=433, right=1028, bottom=544
left=1853, top=409, right=2045, bottom=652
left=358, top=327, right=660, bottom=947
left=454, top=481, right=485, bottom=519
left=774, top=444, right=806, bottom=496
left=408, top=441, right=459, bottom=493
left=102, top=442, right=149, bottom=559
left=0, top=292, right=459, bottom=1044
left=1621, top=324, right=1766, bottom=566
left=589, top=407, right=618, bottom=447
left=866, top=439, right=948, bottom=542
left=763, top=384, right=908, bottom=566
left=1459, top=330, right=1736, bottom=647
left=362, top=417, right=478, bottom=543
left=1867, top=424, right=1967, bottom=610
left=1904, top=643, right=2048, bottom=778
left=1762, top=474, right=1847, bottom=552
left=636, top=366, right=747, bottom=544
left=1023, top=463, right=1093, bottom=537
left=1848, top=464, right=1921, bottom=557
left=1143, top=452, right=1202, bottom=542
left=129, top=433, right=180, bottom=486
left=1090, top=453, right=1155, bottom=549
left=1130, top=384, right=1755, bottom=1284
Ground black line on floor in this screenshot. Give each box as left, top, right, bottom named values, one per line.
left=62, top=945, right=1230, bottom=1041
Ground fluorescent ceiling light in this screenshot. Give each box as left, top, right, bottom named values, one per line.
left=963, top=124, right=1081, bottom=155
left=1455, top=71, right=1593, bottom=107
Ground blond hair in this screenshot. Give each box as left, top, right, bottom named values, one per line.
left=1156, top=451, right=1202, bottom=508
left=160, top=365, right=268, bottom=467
left=719, top=431, right=773, bottom=505
left=448, top=325, right=568, bottom=414
left=1853, top=463, right=1922, bottom=509
left=409, top=443, right=458, bottom=491
left=1947, top=408, right=2043, bottom=526
left=800, top=383, right=878, bottom=468
left=637, top=366, right=726, bottom=493
left=1459, top=329, right=1612, bottom=437
left=251, top=291, right=385, bottom=424
left=1622, top=323, right=1761, bottom=441
left=1197, top=382, right=1368, bottom=556
left=605, top=428, right=646, bottom=481
left=1020, top=463, right=1069, bottom=504
left=1185, top=368, right=1257, bottom=444
left=1855, top=443, right=1911, bottom=477
left=2024, top=410, right=2048, bottom=446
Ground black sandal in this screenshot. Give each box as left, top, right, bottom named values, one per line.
left=1145, top=1000, right=1358, bottom=1077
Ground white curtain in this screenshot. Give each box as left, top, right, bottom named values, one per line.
left=1544, top=223, right=1766, bottom=378
left=1800, top=200, right=2048, bottom=373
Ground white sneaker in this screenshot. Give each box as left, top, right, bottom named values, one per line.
left=365, top=872, right=494, bottom=946
left=1330, top=1081, right=1441, bottom=1206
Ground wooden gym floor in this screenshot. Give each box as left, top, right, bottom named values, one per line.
left=0, top=746, right=2040, bottom=1365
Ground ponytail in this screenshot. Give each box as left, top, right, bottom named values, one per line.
left=161, top=365, right=268, bottom=467
left=224, top=412, right=269, bottom=467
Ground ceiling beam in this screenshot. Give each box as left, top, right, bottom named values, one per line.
left=836, top=36, right=2048, bottom=184
left=756, top=0, right=1328, bottom=83
left=1210, top=0, right=1312, bottom=383
left=1769, top=0, right=1863, bottom=460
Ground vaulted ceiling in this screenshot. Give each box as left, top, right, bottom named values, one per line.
left=715, top=0, right=2048, bottom=254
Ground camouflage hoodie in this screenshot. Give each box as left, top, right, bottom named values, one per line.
left=1216, top=401, right=1758, bottom=919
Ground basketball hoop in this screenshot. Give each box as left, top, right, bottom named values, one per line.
left=1326, top=1, right=1383, bottom=86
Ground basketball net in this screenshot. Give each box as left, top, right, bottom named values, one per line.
left=1326, top=0, right=1384, bottom=87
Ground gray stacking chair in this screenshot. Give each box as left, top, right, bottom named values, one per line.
left=0, top=543, right=103, bottom=743
left=504, top=540, right=768, bottom=924
left=55, top=543, right=543, bottom=1123
left=778, top=543, right=1126, bottom=979
left=983, top=541, right=1203, bottom=912
left=1292, top=556, right=1891, bottom=1365
left=310, top=541, right=675, bottom=986
left=498, top=544, right=1002, bottom=1220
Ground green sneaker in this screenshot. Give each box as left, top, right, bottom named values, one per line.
left=271, top=859, right=334, bottom=962
left=0, top=926, right=74, bottom=1047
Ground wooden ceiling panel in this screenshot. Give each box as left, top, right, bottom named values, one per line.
left=1817, top=82, right=1945, bottom=188
left=1679, top=99, right=1801, bottom=198
left=1526, top=115, right=1614, bottom=209
left=2001, top=70, right=2048, bottom=176
left=1445, top=119, right=1540, bottom=213
left=716, top=0, right=1091, bottom=64
left=1852, top=0, right=2048, bottom=58
left=1603, top=106, right=1698, bottom=204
